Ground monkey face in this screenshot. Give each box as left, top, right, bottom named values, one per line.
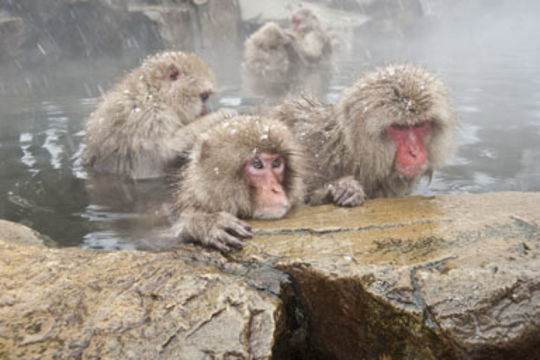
left=142, top=52, right=216, bottom=124
left=386, top=120, right=432, bottom=178
left=245, top=153, right=291, bottom=219
left=291, top=8, right=319, bottom=33
left=161, top=65, right=214, bottom=122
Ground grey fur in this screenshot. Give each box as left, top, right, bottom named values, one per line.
left=172, top=114, right=305, bottom=251
left=270, top=63, right=457, bottom=203
left=82, top=51, right=216, bottom=179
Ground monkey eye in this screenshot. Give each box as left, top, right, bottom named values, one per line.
left=272, top=158, right=282, bottom=168
left=200, top=91, right=211, bottom=102
left=413, top=121, right=426, bottom=128
left=391, top=123, right=408, bottom=130
left=168, top=68, right=180, bottom=81
left=251, top=158, right=264, bottom=169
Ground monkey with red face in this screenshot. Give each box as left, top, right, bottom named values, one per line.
left=271, top=64, right=457, bottom=205
left=171, top=114, right=304, bottom=252
left=82, top=51, right=217, bottom=180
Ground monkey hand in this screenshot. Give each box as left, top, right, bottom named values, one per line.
left=204, top=212, right=254, bottom=252
left=175, top=211, right=254, bottom=253
left=327, top=176, right=365, bottom=207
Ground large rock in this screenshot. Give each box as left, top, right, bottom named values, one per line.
left=240, top=192, right=540, bottom=359
left=0, top=221, right=285, bottom=359
left=1, top=192, right=539, bottom=359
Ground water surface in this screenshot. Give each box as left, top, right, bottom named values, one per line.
left=1, top=2, right=539, bottom=248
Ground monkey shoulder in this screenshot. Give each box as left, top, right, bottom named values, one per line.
left=274, top=95, right=329, bottom=125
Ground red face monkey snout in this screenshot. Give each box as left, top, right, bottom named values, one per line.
left=245, top=153, right=291, bottom=219
left=386, top=121, right=431, bottom=178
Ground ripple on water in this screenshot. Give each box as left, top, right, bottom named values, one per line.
left=82, top=231, right=137, bottom=251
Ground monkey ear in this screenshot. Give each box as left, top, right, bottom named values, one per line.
left=197, top=140, right=210, bottom=163
left=167, top=66, right=180, bottom=81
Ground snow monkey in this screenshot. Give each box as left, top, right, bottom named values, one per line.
left=243, top=7, right=331, bottom=77
left=271, top=64, right=457, bottom=205
left=171, top=114, right=304, bottom=252
left=82, top=51, right=216, bottom=179
left=243, top=22, right=295, bottom=77
left=289, top=6, right=332, bottom=64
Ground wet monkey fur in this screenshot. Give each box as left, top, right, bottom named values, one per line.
left=271, top=64, right=457, bottom=205
left=171, top=115, right=304, bottom=252
left=82, top=51, right=216, bottom=179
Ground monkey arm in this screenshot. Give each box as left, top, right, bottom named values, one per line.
left=308, top=176, right=365, bottom=207
left=172, top=210, right=253, bottom=253
left=167, top=110, right=234, bottom=156
left=297, top=31, right=326, bottom=61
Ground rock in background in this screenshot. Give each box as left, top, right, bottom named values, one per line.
left=0, top=0, right=242, bottom=65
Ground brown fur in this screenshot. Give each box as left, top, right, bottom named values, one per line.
left=270, top=64, right=457, bottom=203
left=172, top=114, right=304, bottom=251
left=82, top=51, right=216, bottom=179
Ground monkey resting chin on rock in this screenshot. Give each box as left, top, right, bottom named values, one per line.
left=170, top=114, right=305, bottom=252
left=270, top=63, right=457, bottom=206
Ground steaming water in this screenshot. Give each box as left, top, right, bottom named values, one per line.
left=0, top=2, right=539, bottom=248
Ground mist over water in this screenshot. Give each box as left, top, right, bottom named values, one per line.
left=0, top=0, right=539, bottom=248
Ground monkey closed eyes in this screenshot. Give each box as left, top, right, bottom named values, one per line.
left=270, top=63, right=457, bottom=204
left=386, top=121, right=432, bottom=178
left=172, top=115, right=304, bottom=252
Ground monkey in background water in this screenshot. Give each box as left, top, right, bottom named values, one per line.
left=242, top=7, right=333, bottom=98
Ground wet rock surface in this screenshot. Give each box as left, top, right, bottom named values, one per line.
left=241, top=192, right=540, bottom=359
left=1, top=192, right=539, bottom=359
left=0, top=231, right=285, bottom=359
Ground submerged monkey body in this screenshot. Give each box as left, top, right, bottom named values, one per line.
left=243, top=8, right=332, bottom=80
left=271, top=64, right=457, bottom=203
left=83, top=51, right=216, bottom=179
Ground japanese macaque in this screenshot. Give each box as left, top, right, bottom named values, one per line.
left=242, top=8, right=332, bottom=98
left=270, top=64, right=457, bottom=205
left=289, top=7, right=332, bottom=64
left=82, top=51, right=216, bottom=179
left=171, top=114, right=304, bottom=252
left=243, top=22, right=295, bottom=77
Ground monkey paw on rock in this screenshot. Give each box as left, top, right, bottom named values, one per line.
left=327, top=176, right=366, bottom=207
left=174, top=211, right=254, bottom=253
left=205, top=212, right=254, bottom=252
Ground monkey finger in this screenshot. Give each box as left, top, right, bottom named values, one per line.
left=332, top=188, right=350, bottom=204
left=340, top=193, right=364, bottom=207
left=230, top=224, right=254, bottom=239
left=209, top=239, right=232, bottom=253
left=218, top=232, right=245, bottom=249
left=224, top=220, right=254, bottom=238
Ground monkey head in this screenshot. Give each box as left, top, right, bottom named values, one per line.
left=244, top=22, right=292, bottom=67
left=291, top=7, right=321, bottom=34
left=178, top=115, right=304, bottom=220
left=337, top=64, right=457, bottom=183
left=133, top=51, right=216, bottom=122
